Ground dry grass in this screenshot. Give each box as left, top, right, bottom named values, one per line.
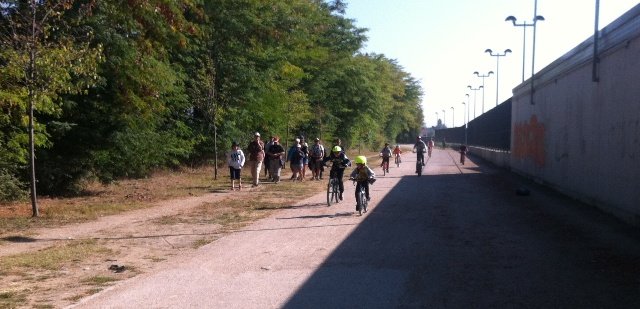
left=0, top=290, right=27, bottom=308
left=81, top=275, right=119, bottom=286
left=0, top=167, right=220, bottom=234
left=0, top=239, right=112, bottom=272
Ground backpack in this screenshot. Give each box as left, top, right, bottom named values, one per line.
left=290, top=147, right=303, bottom=163
left=311, top=144, right=324, bottom=157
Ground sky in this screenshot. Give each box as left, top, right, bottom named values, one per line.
left=343, top=0, right=639, bottom=128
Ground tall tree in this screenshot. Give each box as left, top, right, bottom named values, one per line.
left=0, top=0, right=101, bottom=215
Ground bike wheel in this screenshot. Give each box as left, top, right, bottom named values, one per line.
left=417, top=163, right=422, bottom=176
left=363, top=194, right=368, bottom=213
left=359, top=190, right=367, bottom=215
left=333, top=182, right=340, bottom=203
left=383, top=164, right=386, bottom=176
left=326, top=179, right=333, bottom=206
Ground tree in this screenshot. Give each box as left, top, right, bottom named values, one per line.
left=0, top=0, right=101, bottom=216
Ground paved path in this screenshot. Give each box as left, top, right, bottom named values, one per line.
left=72, top=148, right=640, bottom=308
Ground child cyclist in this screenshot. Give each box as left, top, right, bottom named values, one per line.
left=349, top=155, right=375, bottom=212
left=323, top=145, right=351, bottom=200
left=393, top=144, right=402, bottom=164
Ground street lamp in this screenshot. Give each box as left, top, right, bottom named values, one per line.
left=473, top=71, right=493, bottom=113
left=485, top=48, right=511, bottom=107
left=450, top=106, right=455, bottom=127
left=435, top=112, right=439, bottom=127
left=467, top=85, right=483, bottom=120
left=442, top=109, right=446, bottom=128
left=505, top=15, right=545, bottom=82
left=462, top=102, right=468, bottom=145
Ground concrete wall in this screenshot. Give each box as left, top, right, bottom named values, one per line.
left=469, top=147, right=511, bottom=169
left=510, top=5, right=640, bottom=224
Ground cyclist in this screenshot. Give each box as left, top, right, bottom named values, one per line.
left=323, top=145, right=351, bottom=200
left=413, top=136, right=427, bottom=167
left=427, top=138, right=434, bottom=157
left=459, top=144, right=468, bottom=165
left=393, top=144, right=402, bottom=164
left=379, top=142, right=392, bottom=173
left=349, top=155, right=375, bottom=211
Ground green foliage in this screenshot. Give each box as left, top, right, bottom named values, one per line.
left=0, top=168, right=26, bottom=202
left=0, top=0, right=425, bottom=199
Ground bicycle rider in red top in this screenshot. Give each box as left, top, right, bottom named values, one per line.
left=393, top=144, right=402, bottom=163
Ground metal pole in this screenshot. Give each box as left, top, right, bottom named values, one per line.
left=462, top=102, right=467, bottom=145
left=522, top=26, right=527, bottom=82
left=442, top=109, right=446, bottom=127
left=530, top=0, right=538, bottom=104
left=592, top=0, right=600, bottom=82
left=451, top=106, right=455, bottom=127
left=496, top=56, right=500, bottom=107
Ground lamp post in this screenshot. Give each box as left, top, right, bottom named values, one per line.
left=505, top=15, right=544, bottom=82
left=442, top=109, right=446, bottom=128
left=461, top=102, right=467, bottom=144
left=467, top=85, right=483, bottom=120
left=485, top=48, right=511, bottom=107
left=473, top=71, right=493, bottom=113
left=435, top=112, right=439, bottom=127
left=531, top=0, right=540, bottom=104
left=450, top=106, right=455, bottom=127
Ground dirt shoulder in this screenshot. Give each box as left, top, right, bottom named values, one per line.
left=0, top=166, right=327, bottom=309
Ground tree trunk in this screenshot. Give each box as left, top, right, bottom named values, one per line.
left=29, top=0, right=39, bottom=217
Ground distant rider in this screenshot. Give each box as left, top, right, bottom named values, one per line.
left=393, top=145, right=402, bottom=163
left=379, top=143, right=392, bottom=173
left=413, top=136, right=427, bottom=167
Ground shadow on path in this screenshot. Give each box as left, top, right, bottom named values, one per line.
left=282, top=165, right=640, bottom=308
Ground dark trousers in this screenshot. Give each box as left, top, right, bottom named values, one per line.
left=330, top=168, right=345, bottom=193
left=417, top=152, right=425, bottom=165
left=354, top=181, right=370, bottom=200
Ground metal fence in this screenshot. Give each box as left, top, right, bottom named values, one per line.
left=435, top=98, right=511, bottom=150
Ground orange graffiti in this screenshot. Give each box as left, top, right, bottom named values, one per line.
left=513, top=115, right=545, bottom=167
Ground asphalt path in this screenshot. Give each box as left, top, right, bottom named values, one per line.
left=72, top=148, right=640, bottom=308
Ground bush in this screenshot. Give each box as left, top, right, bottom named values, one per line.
left=0, top=169, right=26, bottom=202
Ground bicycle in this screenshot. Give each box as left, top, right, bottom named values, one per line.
left=416, top=151, right=425, bottom=176
left=380, top=156, right=390, bottom=176
left=427, top=147, right=432, bottom=158
left=394, top=154, right=401, bottom=167
left=325, top=162, right=342, bottom=206
left=351, top=178, right=375, bottom=215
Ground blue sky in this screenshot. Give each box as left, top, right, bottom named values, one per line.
left=343, top=0, right=639, bottom=128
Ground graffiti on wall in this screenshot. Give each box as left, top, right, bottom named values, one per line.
left=513, top=115, right=545, bottom=167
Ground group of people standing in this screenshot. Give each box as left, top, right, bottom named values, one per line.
left=226, top=132, right=336, bottom=190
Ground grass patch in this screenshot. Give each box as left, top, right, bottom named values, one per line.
left=64, top=293, right=87, bottom=302
left=0, top=166, right=225, bottom=234
left=0, top=290, right=27, bottom=308
left=0, top=240, right=112, bottom=272
left=191, top=238, right=212, bottom=249
left=144, top=256, right=167, bottom=262
left=81, top=275, right=119, bottom=286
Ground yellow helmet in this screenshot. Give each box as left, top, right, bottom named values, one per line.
left=332, top=146, right=342, bottom=152
left=354, top=155, right=367, bottom=164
